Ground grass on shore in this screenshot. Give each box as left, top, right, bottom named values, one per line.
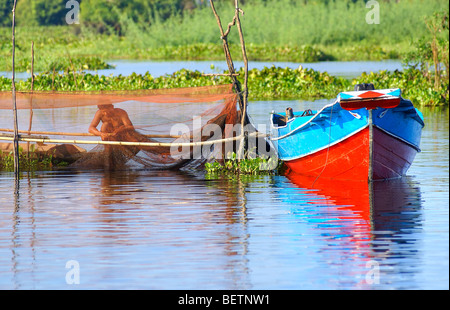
left=1, top=0, right=447, bottom=72
left=0, top=1, right=447, bottom=107
left=0, top=28, right=410, bottom=73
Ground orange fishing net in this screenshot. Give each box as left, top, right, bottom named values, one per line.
left=0, top=85, right=242, bottom=170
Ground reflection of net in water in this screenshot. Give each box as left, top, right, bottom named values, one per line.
left=0, top=85, right=241, bottom=170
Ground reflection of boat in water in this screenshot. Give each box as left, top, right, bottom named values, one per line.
left=282, top=172, right=423, bottom=288
left=286, top=172, right=371, bottom=221
left=285, top=171, right=423, bottom=249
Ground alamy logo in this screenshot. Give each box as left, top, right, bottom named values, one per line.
left=65, top=260, right=80, bottom=284
left=366, top=0, right=380, bottom=24
left=66, top=0, right=80, bottom=25
left=365, top=260, right=380, bottom=284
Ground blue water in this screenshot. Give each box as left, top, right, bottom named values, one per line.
left=88, top=59, right=403, bottom=79
left=0, top=102, right=448, bottom=290
left=0, top=59, right=403, bottom=80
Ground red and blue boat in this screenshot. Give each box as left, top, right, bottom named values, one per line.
left=270, top=84, right=424, bottom=181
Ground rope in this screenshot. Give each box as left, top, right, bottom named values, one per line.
left=311, top=103, right=335, bottom=187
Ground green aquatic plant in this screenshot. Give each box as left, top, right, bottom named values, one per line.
left=0, top=66, right=351, bottom=99
left=205, top=151, right=282, bottom=176
left=0, top=146, right=68, bottom=172
left=1, top=64, right=447, bottom=106
left=353, top=68, right=448, bottom=107
left=401, top=10, right=449, bottom=104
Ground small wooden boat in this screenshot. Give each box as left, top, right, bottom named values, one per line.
left=270, top=84, right=424, bottom=181
left=283, top=171, right=422, bottom=237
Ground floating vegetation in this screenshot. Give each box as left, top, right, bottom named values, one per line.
left=205, top=152, right=283, bottom=176
left=0, top=66, right=350, bottom=100
left=1, top=64, right=447, bottom=106
left=354, top=69, right=448, bottom=107
left=48, top=56, right=115, bottom=71
left=0, top=146, right=68, bottom=172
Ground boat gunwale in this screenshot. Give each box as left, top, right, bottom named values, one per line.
left=270, top=100, right=337, bottom=141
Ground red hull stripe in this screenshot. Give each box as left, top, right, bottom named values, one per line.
left=285, top=128, right=370, bottom=181
left=285, top=126, right=419, bottom=181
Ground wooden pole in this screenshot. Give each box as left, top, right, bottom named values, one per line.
left=201, top=73, right=240, bottom=77
left=0, top=128, right=184, bottom=138
left=11, top=0, right=19, bottom=175
left=31, top=41, right=34, bottom=90
left=209, top=0, right=250, bottom=159
left=0, top=132, right=268, bottom=148
left=233, top=0, right=249, bottom=159
left=209, top=0, right=249, bottom=126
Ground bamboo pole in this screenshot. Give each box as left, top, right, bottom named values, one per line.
left=0, top=128, right=269, bottom=139
left=31, top=41, right=34, bottom=90
left=233, top=1, right=248, bottom=104
left=27, top=41, right=34, bottom=161
left=0, top=132, right=269, bottom=148
left=11, top=0, right=19, bottom=175
left=202, top=73, right=240, bottom=76
left=209, top=0, right=248, bottom=125
left=209, top=0, right=250, bottom=159
left=209, top=1, right=237, bottom=80
left=0, top=128, right=182, bottom=139
left=233, top=0, right=249, bottom=160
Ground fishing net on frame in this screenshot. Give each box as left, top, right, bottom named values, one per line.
left=0, top=84, right=243, bottom=170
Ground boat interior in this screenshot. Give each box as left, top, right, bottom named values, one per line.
left=271, top=108, right=317, bottom=127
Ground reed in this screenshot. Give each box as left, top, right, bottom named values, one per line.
left=205, top=151, right=283, bottom=175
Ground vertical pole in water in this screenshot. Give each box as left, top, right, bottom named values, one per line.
left=11, top=0, right=20, bottom=177
left=209, top=0, right=249, bottom=159
left=233, top=0, right=249, bottom=160
left=31, top=41, right=34, bottom=90
left=27, top=41, right=34, bottom=161
left=209, top=0, right=242, bottom=110
left=368, top=109, right=374, bottom=182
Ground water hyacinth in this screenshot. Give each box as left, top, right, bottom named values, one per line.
left=0, top=65, right=348, bottom=98
left=205, top=152, right=283, bottom=176
left=0, top=147, right=60, bottom=171
left=1, top=65, right=446, bottom=106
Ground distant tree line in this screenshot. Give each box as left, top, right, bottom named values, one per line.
left=0, top=0, right=215, bottom=27
left=0, top=0, right=13, bottom=26
left=0, top=0, right=373, bottom=28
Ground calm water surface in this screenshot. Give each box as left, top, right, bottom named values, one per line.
left=87, top=59, right=403, bottom=79
left=0, top=99, right=448, bottom=290
left=1, top=59, right=403, bottom=80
